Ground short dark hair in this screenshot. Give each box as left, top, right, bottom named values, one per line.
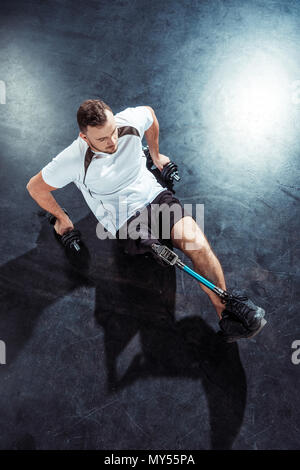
left=77, top=99, right=113, bottom=133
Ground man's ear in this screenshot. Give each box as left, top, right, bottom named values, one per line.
left=79, top=132, right=88, bottom=142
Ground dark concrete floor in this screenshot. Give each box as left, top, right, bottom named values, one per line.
left=0, top=0, right=299, bottom=450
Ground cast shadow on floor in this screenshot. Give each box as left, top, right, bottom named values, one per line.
left=0, top=212, right=247, bottom=449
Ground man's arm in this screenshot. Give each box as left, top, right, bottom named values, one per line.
left=144, top=106, right=170, bottom=171
left=26, top=171, right=74, bottom=235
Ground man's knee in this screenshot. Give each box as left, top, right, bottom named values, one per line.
left=171, top=216, right=210, bottom=253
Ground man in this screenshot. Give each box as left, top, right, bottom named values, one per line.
left=26, top=99, right=266, bottom=342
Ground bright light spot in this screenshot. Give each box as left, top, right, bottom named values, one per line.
left=199, top=50, right=295, bottom=163
left=222, top=60, right=290, bottom=138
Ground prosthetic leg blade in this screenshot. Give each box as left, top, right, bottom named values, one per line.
left=151, top=243, right=267, bottom=342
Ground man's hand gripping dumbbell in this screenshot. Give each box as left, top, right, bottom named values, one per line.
left=143, top=146, right=181, bottom=193
left=47, top=209, right=90, bottom=270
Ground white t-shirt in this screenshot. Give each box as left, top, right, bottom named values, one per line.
left=41, top=106, right=166, bottom=236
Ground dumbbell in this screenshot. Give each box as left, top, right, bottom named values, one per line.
left=161, top=161, right=180, bottom=184
left=47, top=209, right=90, bottom=271
left=47, top=210, right=81, bottom=250
left=143, top=145, right=181, bottom=192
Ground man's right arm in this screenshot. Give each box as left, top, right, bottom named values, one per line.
left=26, top=171, right=74, bottom=235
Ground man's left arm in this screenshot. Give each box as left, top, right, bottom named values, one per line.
left=144, top=106, right=170, bottom=171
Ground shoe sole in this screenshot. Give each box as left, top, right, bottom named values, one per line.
left=225, top=318, right=267, bottom=343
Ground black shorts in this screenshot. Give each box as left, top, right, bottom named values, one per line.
left=116, top=189, right=191, bottom=255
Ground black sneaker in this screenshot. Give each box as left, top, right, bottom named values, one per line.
left=219, top=310, right=267, bottom=343
left=224, top=289, right=266, bottom=331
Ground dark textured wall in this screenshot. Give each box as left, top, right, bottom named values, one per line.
left=0, top=0, right=299, bottom=450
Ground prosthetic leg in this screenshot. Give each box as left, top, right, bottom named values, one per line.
left=151, top=243, right=267, bottom=342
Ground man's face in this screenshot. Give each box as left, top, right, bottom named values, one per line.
left=80, top=110, right=118, bottom=154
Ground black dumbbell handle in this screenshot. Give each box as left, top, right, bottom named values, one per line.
left=171, top=171, right=180, bottom=182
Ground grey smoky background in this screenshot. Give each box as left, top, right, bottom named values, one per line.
left=0, top=0, right=299, bottom=451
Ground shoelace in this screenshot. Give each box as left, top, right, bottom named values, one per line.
left=226, top=294, right=253, bottom=320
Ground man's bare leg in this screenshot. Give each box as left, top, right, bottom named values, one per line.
left=171, top=216, right=226, bottom=320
